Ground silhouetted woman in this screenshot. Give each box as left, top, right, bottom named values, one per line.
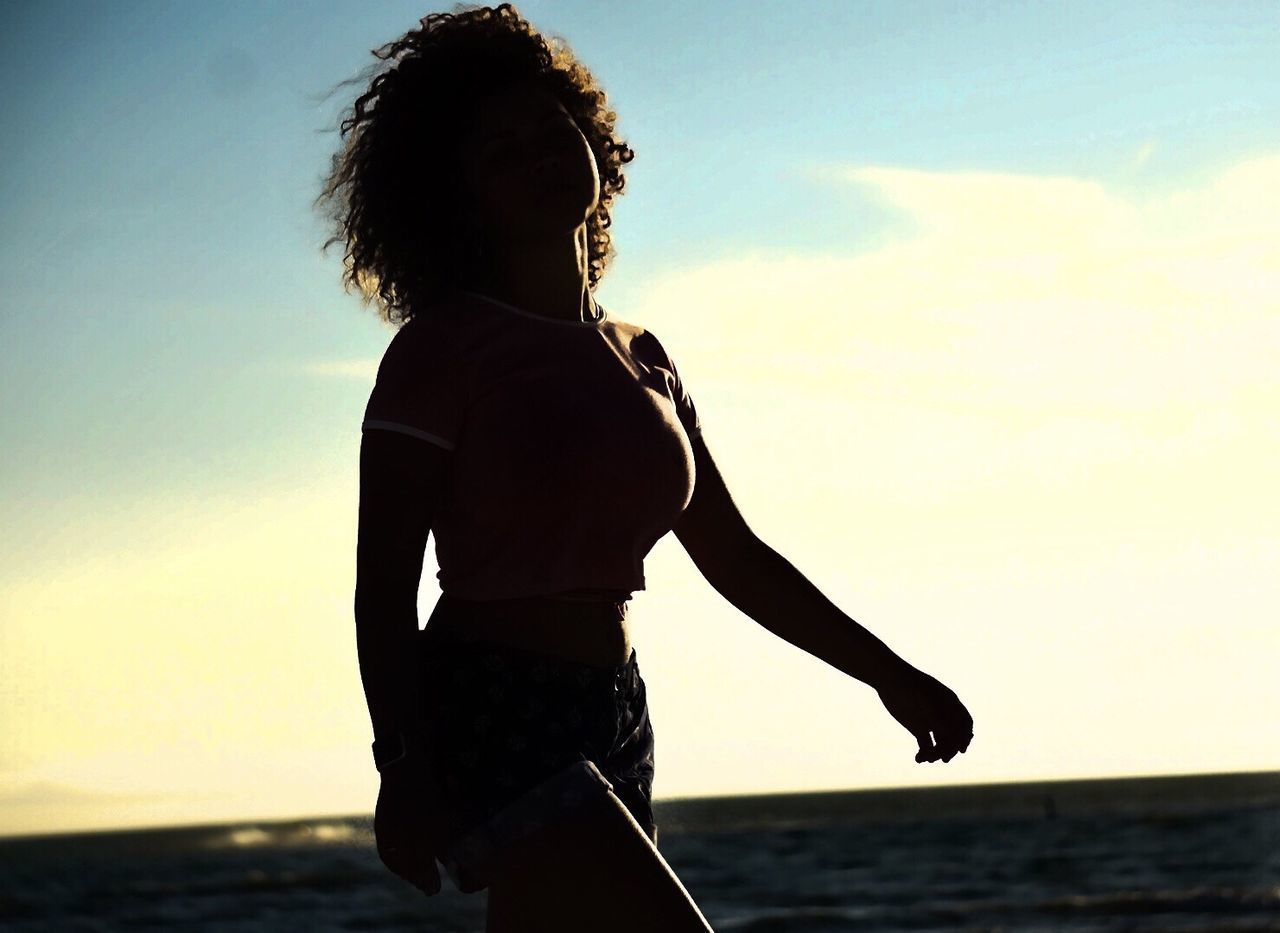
left=317, top=5, right=973, bottom=930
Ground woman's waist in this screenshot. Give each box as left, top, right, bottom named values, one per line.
left=423, top=591, right=632, bottom=668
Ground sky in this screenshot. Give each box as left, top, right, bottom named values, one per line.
left=1, top=0, right=1277, bottom=838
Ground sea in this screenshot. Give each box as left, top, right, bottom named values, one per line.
left=1, top=770, right=1276, bottom=932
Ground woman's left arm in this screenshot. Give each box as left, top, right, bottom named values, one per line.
left=673, top=433, right=974, bottom=764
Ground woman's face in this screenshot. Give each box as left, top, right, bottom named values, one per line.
left=454, top=80, right=601, bottom=244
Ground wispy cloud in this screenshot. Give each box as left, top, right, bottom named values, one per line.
left=1130, top=139, right=1158, bottom=170
left=0, top=779, right=171, bottom=807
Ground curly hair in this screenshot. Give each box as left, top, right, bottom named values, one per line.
left=314, top=3, right=636, bottom=328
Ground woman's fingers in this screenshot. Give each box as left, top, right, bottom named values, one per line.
left=916, top=731, right=962, bottom=763
left=378, top=833, right=442, bottom=894
left=931, top=716, right=967, bottom=762
left=375, top=779, right=445, bottom=896
left=913, top=730, right=939, bottom=763
left=880, top=666, right=974, bottom=765
left=915, top=706, right=975, bottom=764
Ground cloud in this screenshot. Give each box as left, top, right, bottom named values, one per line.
left=636, top=153, right=1280, bottom=417
left=1131, top=139, right=1157, bottom=170
left=0, top=779, right=157, bottom=807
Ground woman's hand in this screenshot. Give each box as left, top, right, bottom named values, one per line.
left=875, top=663, right=974, bottom=763
left=374, top=762, right=454, bottom=896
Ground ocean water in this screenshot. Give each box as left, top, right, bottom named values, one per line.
left=1, top=771, right=1276, bottom=932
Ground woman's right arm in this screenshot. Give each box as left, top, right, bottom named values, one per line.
left=356, top=428, right=456, bottom=894
left=353, top=428, right=450, bottom=751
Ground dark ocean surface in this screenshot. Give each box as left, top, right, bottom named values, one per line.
left=1, top=770, right=1277, bottom=932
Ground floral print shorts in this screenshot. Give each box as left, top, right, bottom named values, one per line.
left=416, top=620, right=658, bottom=893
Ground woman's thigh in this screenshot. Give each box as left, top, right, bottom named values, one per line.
left=485, top=786, right=714, bottom=933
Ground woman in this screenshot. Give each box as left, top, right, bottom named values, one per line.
left=318, top=5, right=973, bottom=930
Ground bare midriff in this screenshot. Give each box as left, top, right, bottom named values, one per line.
left=425, top=587, right=634, bottom=669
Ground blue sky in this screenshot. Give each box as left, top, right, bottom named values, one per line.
left=2, top=0, right=1278, bottom=835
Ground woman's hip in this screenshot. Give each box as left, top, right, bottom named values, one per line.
left=415, top=626, right=656, bottom=853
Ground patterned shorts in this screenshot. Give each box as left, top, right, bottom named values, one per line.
left=415, top=610, right=658, bottom=893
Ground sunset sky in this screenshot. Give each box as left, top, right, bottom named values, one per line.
left=2, top=0, right=1277, bottom=837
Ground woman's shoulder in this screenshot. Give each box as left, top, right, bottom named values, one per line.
left=376, top=298, right=479, bottom=377
left=615, top=320, right=666, bottom=360
left=405, top=289, right=472, bottom=328
left=397, top=291, right=488, bottom=343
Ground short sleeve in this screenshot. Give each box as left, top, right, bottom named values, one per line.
left=646, top=331, right=702, bottom=439
left=361, top=319, right=465, bottom=452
